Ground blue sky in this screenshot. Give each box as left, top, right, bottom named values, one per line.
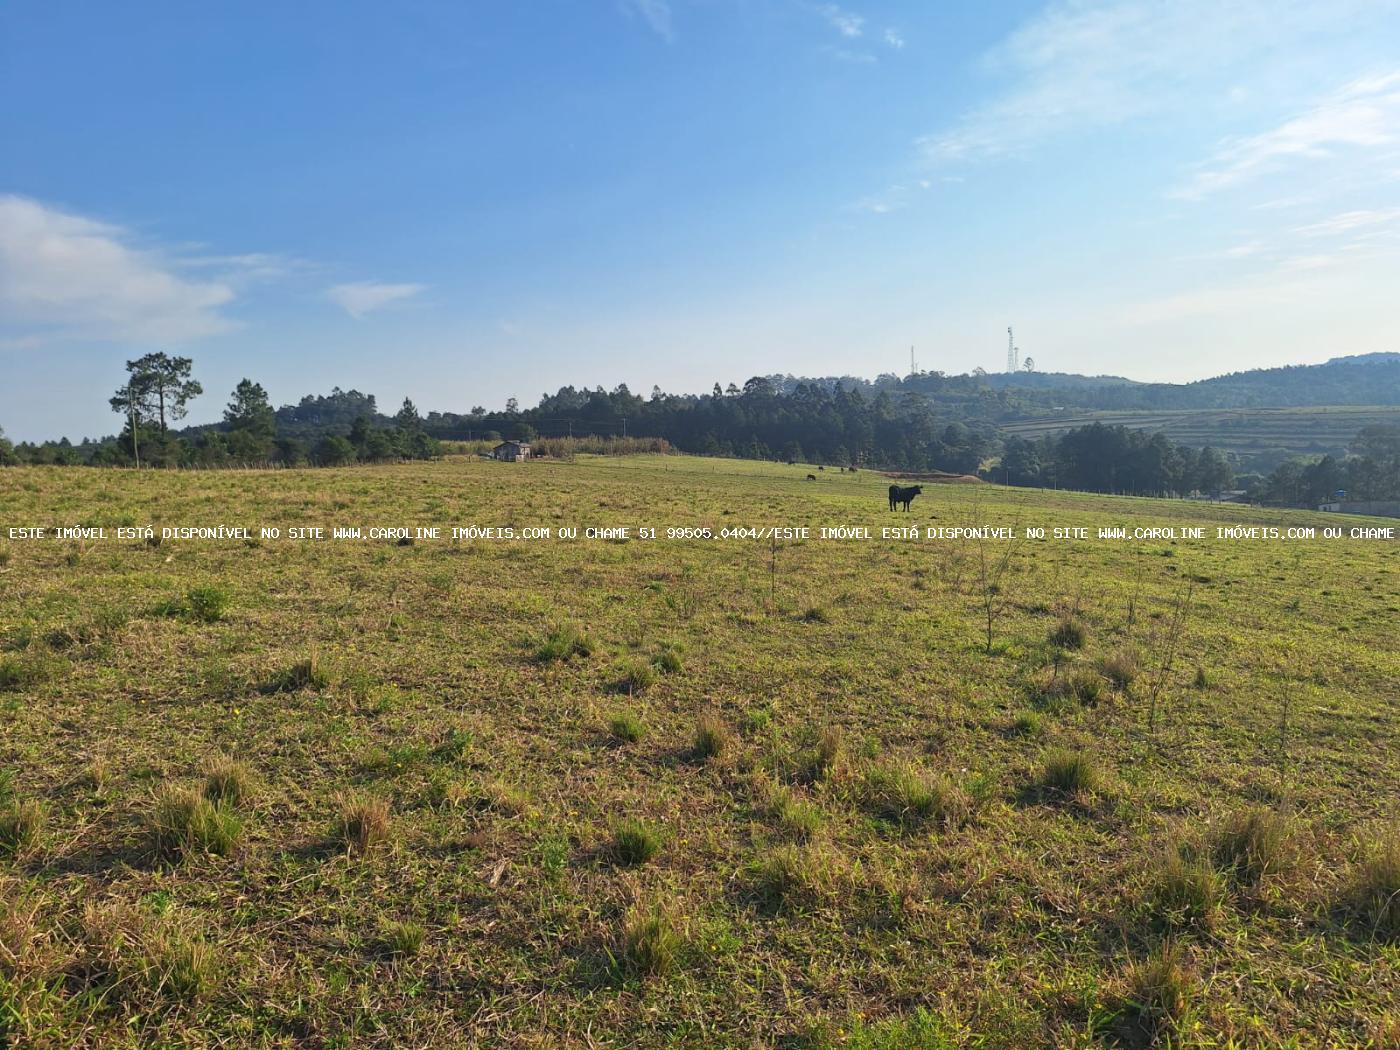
left=3, top=0, right=1400, bottom=441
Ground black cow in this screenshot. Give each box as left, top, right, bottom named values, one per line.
left=888, top=484, right=922, bottom=511
left=806, top=473, right=817, bottom=481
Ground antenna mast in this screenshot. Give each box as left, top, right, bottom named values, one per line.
left=1007, top=326, right=1019, bottom=373
left=910, top=345, right=917, bottom=376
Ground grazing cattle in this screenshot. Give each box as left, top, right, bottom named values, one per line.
left=806, top=474, right=817, bottom=481
left=888, top=484, right=922, bottom=511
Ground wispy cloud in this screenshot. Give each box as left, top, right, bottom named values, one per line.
left=816, top=3, right=864, bottom=38
left=326, top=281, right=425, bottom=319
left=919, top=0, right=1398, bottom=165
left=620, top=0, right=674, bottom=42
left=1293, top=206, right=1400, bottom=236
left=883, top=28, right=905, bottom=50
left=1175, top=73, right=1400, bottom=198
left=0, top=194, right=237, bottom=344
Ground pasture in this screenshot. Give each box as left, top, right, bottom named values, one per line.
left=1, top=454, right=1397, bottom=1047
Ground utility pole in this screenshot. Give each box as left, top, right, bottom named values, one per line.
left=621, top=416, right=627, bottom=439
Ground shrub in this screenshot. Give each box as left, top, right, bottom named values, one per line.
left=692, top=713, right=732, bottom=761
left=149, top=785, right=243, bottom=859
left=0, top=799, right=45, bottom=856
left=862, top=760, right=970, bottom=831
left=609, top=818, right=662, bottom=866
left=1039, top=749, right=1101, bottom=797
left=200, top=754, right=252, bottom=807
left=1340, top=835, right=1400, bottom=941
left=1148, top=848, right=1222, bottom=929
left=185, top=585, right=231, bottom=623
left=1193, top=666, right=1210, bottom=689
left=608, top=710, right=646, bottom=743
left=534, top=623, right=594, bottom=663
left=1209, top=808, right=1292, bottom=885
left=1049, top=616, right=1087, bottom=649
left=382, top=920, right=426, bottom=957
left=1120, top=945, right=1192, bottom=1042
left=336, top=795, right=391, bottom=853
left=619, top=901, right=683, bottom=977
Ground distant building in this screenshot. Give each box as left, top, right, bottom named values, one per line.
left=491, top=441, right=531, bottom=462
left=1317, top=500, right=1400, bottom=518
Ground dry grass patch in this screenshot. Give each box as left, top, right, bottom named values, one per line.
left=1147, top=844, right=1223, bottom=930
left=1117, top=944, right=1193, bottom=1043
left=0, top=799, right=44, bottom=857
left=200, top=753, right=253, bottom=806
left=336, top=794, right=391, bottom=853
left=692, top=712, right=732, bottom=762
left=1209, top=807, right=1293, bottom=885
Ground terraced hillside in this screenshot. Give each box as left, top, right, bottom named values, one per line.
left=1000, top=405, right=1400, bottom=467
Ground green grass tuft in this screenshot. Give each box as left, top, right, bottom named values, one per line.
left=1049, top=616, right=1087, bottom=649
left=862, top=760, right=970, bottom=831
left=534, top=623, right=594, bottom=663
left=608, top=710, right=646, bottom=743
left=149, top=785, right=243, bottom=860
left=1209, top=808, right=1293, bottom=885
left=609, top=817, right=662, bottom=866
left=200, top=754, right=252, bottom=806
left=1039, top=749, right=1101, bottom=797
left=618, top=900, right=683, bottom=977
left=1340, top=834, right=1400, bottom=941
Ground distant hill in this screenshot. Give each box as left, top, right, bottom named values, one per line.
left=990, top=353, right=1400, bottom=410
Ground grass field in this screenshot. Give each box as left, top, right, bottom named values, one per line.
left=1, top=455, right=1398, bottom=1047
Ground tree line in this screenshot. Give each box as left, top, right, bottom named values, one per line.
left=3, top=356, right=1394, bottom=506
left=4, top=354, right=442, bottom=468
left=996, top=424, right=1236, bottom=497
left=1253, top=425, right=1400, bottom=506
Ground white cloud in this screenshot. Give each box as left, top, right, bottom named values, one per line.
left=1175, top=72, right=1400, bottom=198
left=1293, top=206, right=1400, bottom=236
left=884, top=28, right=905, bottom=49
left=919, top=0, right=1399, bottom=164
left=327, top=281, right=425, bottom=319
left=0, top=194, right=237, bottom=344
left=620, top=0, right=674, bottom=42
left=817, top=3, right=863, bottom=38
